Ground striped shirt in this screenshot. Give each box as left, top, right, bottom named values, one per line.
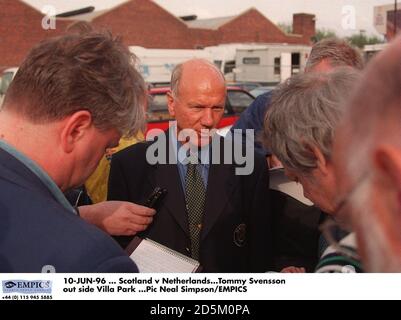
left=315, top=233, right=364, bottom=273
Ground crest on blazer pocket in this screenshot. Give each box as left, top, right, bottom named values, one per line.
left=234, top=223, right=247, bottom=247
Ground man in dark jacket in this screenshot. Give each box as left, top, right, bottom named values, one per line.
left=109, top=59, right=273, bottom=272
left=0, top=31, right=148, bottom=273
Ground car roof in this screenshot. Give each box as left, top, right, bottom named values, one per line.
left=149, top=87, right=170, bottom=94
left=2, top=67, right=18, bottom=74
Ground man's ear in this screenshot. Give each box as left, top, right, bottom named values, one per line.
left=311, top=145, right=330, bottom=176
left=373, top=144, right=401, bottom=193
left=60, top=110, right=93, bottom=153
left=167, top=91, right=176, bottom=117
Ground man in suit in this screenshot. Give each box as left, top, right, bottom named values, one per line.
left=108, top=59, right=272, bottom=272
left=0, top=31, right=151, bottom=272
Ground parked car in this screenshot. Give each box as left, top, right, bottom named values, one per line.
left=146, top=86, right=255, bottom=134
left=250, top=86, right=275, bottom=97
left=226, top=81, right=262, bottom=92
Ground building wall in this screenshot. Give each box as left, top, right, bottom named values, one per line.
left=0, top=0, right=69, bottom=70
left=218, top=9, right=296, bottom=45
left=293, top=13, right=316, bottom=44
left=0, top=0, right=315, bottom=69
left=190, top=28, right=219, bottom=48
left=92, top=0, right=193, bottom=49
left=188, top=9, right=314, bottom=48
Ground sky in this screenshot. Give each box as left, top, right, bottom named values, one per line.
left=23, top=0, right=398, bottom=37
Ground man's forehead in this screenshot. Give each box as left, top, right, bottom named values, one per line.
left=178, top=73, right=226, bottom=96
left=181, top=62, right=224, bottom=82
left=186, top=95, right=226, bottom=106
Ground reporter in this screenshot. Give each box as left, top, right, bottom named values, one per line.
left=0, top=30, right=146, bottom=272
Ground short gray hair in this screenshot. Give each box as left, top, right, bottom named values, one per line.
left=170, top=59, right=224, bottom=98
left=306, top=38, right=364, bottom=71
left=263, top=68, right=360, bottom=173
left=170, top=63, right=184, bottom=98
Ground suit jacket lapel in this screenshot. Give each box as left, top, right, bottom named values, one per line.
left=146, top=130, right=189, bottom=236
left=144, top=131, right=238, bottom=240
left=201, top=136, right=237, bottom=240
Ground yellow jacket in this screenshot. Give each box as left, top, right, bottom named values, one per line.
left=85, top=134, right=143, bottom=203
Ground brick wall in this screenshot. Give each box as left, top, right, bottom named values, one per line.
left=188, top=10, right=314, bottom=47
left=0, top=0, right=315, bottom=68
left=0, top=0, right=69, bottom=69
left=93, top=0, right=193, bottom=49
left=293, top=13, right=316, bottom=44
left=218, top=9, right=292, bottom=44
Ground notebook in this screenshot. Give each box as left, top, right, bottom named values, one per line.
left=125, top=237, right=202, bottom=273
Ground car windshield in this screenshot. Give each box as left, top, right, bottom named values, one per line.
left=148, top=93, right=172, bottom=122
left=0, top=71, right=13, bottom=95
left=149, top=94, right=168, bottom=112
left=227, top=90, right=254, bottom=113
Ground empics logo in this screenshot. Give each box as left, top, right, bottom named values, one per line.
left=2, top=280, right=52, bottom=294
left=4, top=281, right=17, bottom=289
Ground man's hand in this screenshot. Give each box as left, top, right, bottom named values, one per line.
left=280, top=266, right=306, bottom=273
left=79, top=201, right=156, bottom=236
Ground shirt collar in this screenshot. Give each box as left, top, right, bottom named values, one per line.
left=169, top=126, right=210, bottom=167
left=0, top=139, right=76, bottom=214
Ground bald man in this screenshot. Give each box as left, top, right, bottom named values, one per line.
left=108, top=59, right=273, bottom=272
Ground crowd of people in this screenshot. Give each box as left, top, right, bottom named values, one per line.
left=0, top=24, right=400, bottom=273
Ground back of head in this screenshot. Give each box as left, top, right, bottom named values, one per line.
left=3, top=30, right=146, bottom=137
left=65, top=21, right=94, bottom=35
left=263, top=68, right=360, bottom=173
left=306, top=38, right=364, bottom=71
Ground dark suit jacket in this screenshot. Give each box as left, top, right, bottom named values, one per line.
left=0, top=148, right=138, bottom=273
left=108, top=131, right=273, bottom=272
left=269, top=168, right=321, bottom=272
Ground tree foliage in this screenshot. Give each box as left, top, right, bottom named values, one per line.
left=277, top=22, right=292, bottom=34
left=311, top=29, right=337, bottom=43
left=346, top=34, right=385, bottom=49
